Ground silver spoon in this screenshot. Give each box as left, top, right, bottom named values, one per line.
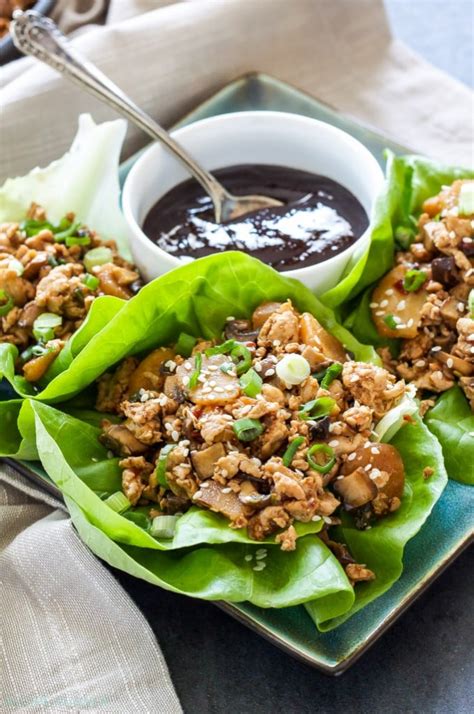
left=10, top=10, right=283, bottom=223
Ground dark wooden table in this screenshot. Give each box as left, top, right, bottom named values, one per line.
left=113, top=3, right=474, bottom=711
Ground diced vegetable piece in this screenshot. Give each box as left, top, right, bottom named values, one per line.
left=320, top=362, right=343, bottom=389
left=458, top=181, right=474, bottom=216
left=239, top=368, right=263, bottom=397
left=175, top=332, right=197, bottom=357
left=128, top=347, right=176, bottom=394
left=191, top=443, right=226, bottom=480
left=193, top=480, right=247, bottom=521
left=104, top=491, right=131, bottom=514
left=82, top=273, right=100, bottom=290
left=282, top=436, right=305, bottom=467
left=0, top=289, right=14, bottom=317
left=340, top=443, right=405, bottom=502
left=374, top=395, right=418, bottom=442
left=403, top=269, right=427, bottom=292
left=32, top=312, right=62, bottom=343
left=178, top=353, right=241, bottom=406
left=334, top=468, right=378, bottom=508
left=83, top=246, right=113, bottom=271
left=150, top=514, right=180, bottom=539
left=434, top=351, right=473, bottom=377
left=299, top=396, right=336, bottom=420
left=233, top=418, right=264, bottom=442
left=276, top=354, right=311, bottom=386
left=155, top=444, right=176, bottom=488
left=371, top=265, right=427, bottom=339
left=22, top=341, right=62, bottom=382
left=299, top=312, right=347, bottom=362
left=252, top=302, right=282, bottom=328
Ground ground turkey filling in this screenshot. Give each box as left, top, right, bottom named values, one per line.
left=0, top=203, right=140, bottom=382
left=371, top=180, right=474, bottom=410
left=97, top=300, right=411, bottom=581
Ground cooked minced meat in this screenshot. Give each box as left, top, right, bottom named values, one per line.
left=371, top=180, right=474, bottom=408
left=0, top=203, right=141, bottom=381
left=97, top=301, right=410, bottom=552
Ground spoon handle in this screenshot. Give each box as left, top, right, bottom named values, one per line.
left=11, top=10, right=228, bottom=221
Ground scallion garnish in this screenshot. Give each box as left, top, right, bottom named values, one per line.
left=233, top=417, right=264, bottom=442
left=469, top=289, right=474, bottom=318
left=82, top=273, right=100, bottom=290
left=239, top=368, right=263, bottom=397
left=383, top=314, right=398, bottom=330
left=155, top=444, right=176, bottom=488
left=104, top=491, right=131, bottom=513
left=307, top=444, right=336, bottom=474
left=54, top=221, right=81, bottom=243
left=20, top=218, right=55, bottom=236
left=20, top=344, right=53, bottom=362
left=122, top=511, right=151, bottom=530
left=282, top=436, right=305, bottom=467
left=188, top=352, right=202, bottom=389
left=83, top=247, right=113, bottom=272
left=65, top=235, right=91, bottom=247
left=150, top=514, right=180, bottom=539
left=459, top=182, right=474, bottom=216
left=205, top=339, right=236, bottom=357
left=320, top=362, right=343, bottom=389
left=298, top=396, right=336, bottom=420
left=32, top=313, right=62, bottom=343
left=394, top=224, right=415, bottom=249
left=175, top=332, right=197, bottom=357
left=403, top=269, right=427, bottom=292
left=0, top=289, right=14, bottom=317
left=276, top=354, right=310, bottom=385
left=231, top=344, right=252, bottom=376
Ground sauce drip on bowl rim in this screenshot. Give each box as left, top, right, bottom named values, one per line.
left=143, top=164, right=368, bottom=271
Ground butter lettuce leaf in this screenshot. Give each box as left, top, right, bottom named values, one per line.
left=0, top=252, right=378, bottom=402
left=306, top=414, right=448, bottom=630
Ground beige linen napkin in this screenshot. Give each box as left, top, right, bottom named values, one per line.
left=0, top=0, right=473, bottom=183
left=0, top=465, right=182, bottom=713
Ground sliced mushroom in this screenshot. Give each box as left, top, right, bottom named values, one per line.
left=224, top=319, right=259, bottom=343
left=128, top=347, right=176, bottom=394
left=334, top=468, right=377, bottom=508
left=177, top=353, right=241, bottom=406
left=341, top=443, right=405, bottom=502
left=371, top=265, right=427, bottom=339
left=299, top=312, right=347, bottom=362
left=193, top=479, right=248, bottom=522
left=435, top=351, right=474, bottom=377
left=191, top=443, right=226, bottom=480
left=99, top=421, right=147, bottom=456
left=431, top=255, right=457, bottom=287
left=252, top=302, right=282, bottom=328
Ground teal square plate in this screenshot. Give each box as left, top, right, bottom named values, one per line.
left=6, top=73, right=473, bottom=675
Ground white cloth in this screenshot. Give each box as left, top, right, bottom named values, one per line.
left=0, top=465, right=182, bottom=713
left=0, top=0, right=473, bottom=182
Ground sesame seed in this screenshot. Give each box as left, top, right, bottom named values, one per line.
left=380, top=299, right=389, bottom=308
left=370, top=468, right=381, bottom=480
left=397, top=300, right=406, bottom=310
left=470, top=346, right=474, bottom=354
left=457, top=302, right=465, bottom=312
left=221, top=487, right=232, bottom=494
left=449, top=230, right=456, bottom=239
left=202, top=386, right=212, bottom=394
left=431, top=346, right=442, bottom=352
left=256, top=548, right=267, bottom=556
left=336, top=475, right=344, bottom=481
left=463, top=236, right=473, bottom=243
left=91, top=457, right=98, bottom=462
left=447, top=358, right=454, bottom=369
left=312, top=515, right=322, bottom=521
left=375, top=310, right=385, bottom=316
left=220, top=469, right=228, bottom=478
left=407, top=318, right=414, bottom=328
left=200, top=482, right=210, bottom=489
left=193, top=491, right=203, bottom=499
left=214, top=386, right=224, bottom=393
left=396, top=324, right=406, bottom=330
left=107, top=450, right=114, bottom=459
left=254, top=362, right=262, bottom=372
left=328, top=439, right=339, bottom=447
left=182, top=376, right=190, bottom=386
left=273, top=340, right=281, bottom=347
left=198, top=374, right=206, bottom=383
left=265, top=368, right=275, bottom=377
left=415, top=360, right=426, bottom=367
left=371, top=447, right=380, bottom=454
left=348, top=452, right=357, bottom=461
left=323, top=516, right=332, bottom=524
left=171, top=430, right=179, bottom=441
left=364, top=441, right=371, bottom=449
left=226, top=316, right=235, bottom=321
left=209, top=380, right=216, bottom=387
left=244, top=554, right=253, bottom=562
left=225, top=384, right=235, bottom=391
left=253, top=562, right=266, bottom=571
left=369, top=302, right=379, bottom=308
left=350, top=374, right=360, bottom=382
left=256, top=552, right=267, bottom=560
left=164, top=423, right=172, bottom=432
left=365, top=463, right=372, bottom=471
left=208, top=365, right=218, bottom=371
left=385, top=289, right=394, bottom=296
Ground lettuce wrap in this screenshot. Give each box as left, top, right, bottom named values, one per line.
left=321, top=153, right=474, bottom=484
left=0, top=397, right=446, bottom=629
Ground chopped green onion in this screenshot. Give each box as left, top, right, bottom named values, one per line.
left=403, top=269, right=427, bottom=292
left=239, top=368, right=262, bottom=397
left=459, top=182, right=474, bottom=216
left=383, top=314, right=398, bottom=330
left=82, top=273, right=100, bottom=291
left=276, top=354, right=311, bottom=385
left=54, top=221, right=81, bottom=242
left=104, top=491, right=131, bottom=514
left=32, top=313, right=62, bottom=343
left=394, top=224, right=416, bottom=249
left=307, top=444, right=336, bottom=474
left=233, top=418, right=264, bottom=442
left=65, top=235, right=91, bottom=247
left=8, top=258, right=24, bottom=275
left=299, top=396, right=336, bottom=420
left=188, top=352, right=202, bottom=389
left=469, top=289, right=474, bottom=318
left=282, top=436, right=305, bottom=467
left=20, top=344, right=52, bottom=362
left=155, top=444, right=176, bottom=488
left=205, top=339, right=236, bottom=356
left=122, top=511, right=151, bottom=530
left=150, top=514, right=180, bottom=539
left=320, top=362, right=343, bottom=389
left=231, top=344, right=252, bottom=376
left=374, top=395, right=418, bottom=443
left=83, top=247, right=113, bottom=272
left=0, top=289, right=14, bottom=317
left=175, top=332, right=197, bottom=357
left=20, top=218, right=55, bottom=236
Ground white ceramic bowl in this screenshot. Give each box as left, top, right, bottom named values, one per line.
left=122, top=111, right=384, bottom=294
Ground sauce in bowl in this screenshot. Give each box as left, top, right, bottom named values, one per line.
left=143, top=164, right=369, bottom=271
